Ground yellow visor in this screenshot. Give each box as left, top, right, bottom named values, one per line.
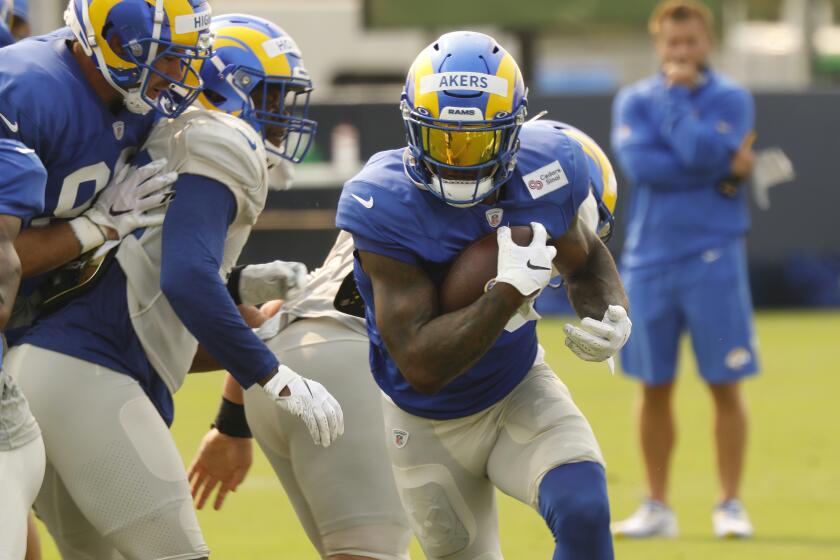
left=422, top=124, right=502, bottom=167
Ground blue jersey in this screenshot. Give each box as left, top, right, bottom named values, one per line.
left=0, top=139, right=46, bottom=224
left=336, top=122, right=590, bottom=419
left=611, top=70, right=754, bottom=269
left=0, top=139, right=47, bottom=369
left=0, top=28, right=155, bottom=224
left=0, top=21, right=14, bottom=48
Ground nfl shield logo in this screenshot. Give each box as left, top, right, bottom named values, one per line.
left=113, top=121, right=125, bottom=141
left=485, top=208, right=503, bottom=227
left=393, top=429, right=409, bottom=448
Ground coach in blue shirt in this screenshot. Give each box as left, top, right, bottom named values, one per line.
left=610, top=0, right=758, bottom=540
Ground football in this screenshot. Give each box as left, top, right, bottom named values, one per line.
left=439, top=225, right=538, bottom=312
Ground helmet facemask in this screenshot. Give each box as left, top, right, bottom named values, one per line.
left=402, top=98, right=525, bottom=207
left=121, top=34, right=212, bottom=117
left=246, top=70, right=316, bottom=165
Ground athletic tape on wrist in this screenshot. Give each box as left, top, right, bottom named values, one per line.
left=69, top=216, right=107, bottom=253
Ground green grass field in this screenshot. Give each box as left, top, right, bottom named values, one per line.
left=38, top=311, right=840, bottom=559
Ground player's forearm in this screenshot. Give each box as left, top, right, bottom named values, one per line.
left=564, top=242, right=628, bottom=320
left=222, top=373, right=245, bottom=405
left=0, top=237, right=21, bottom=328
left=395, top=283, right=524, bottom=394
left=14, top=222, right=84, bottom=278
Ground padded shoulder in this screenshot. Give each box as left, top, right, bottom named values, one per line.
left=336, top=149, right=428, bottom=244
left=145, top=109, right=268, bottom=225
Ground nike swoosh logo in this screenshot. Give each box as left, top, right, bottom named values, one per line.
left=109, top=205, right=133, bottom=217
left=351, top=193, right=374, bottom=209
left=237, top=129, right=257, bottom=150
left=0, top=112, right=19, bottom=133
left=526, top=260, right=550, bottom=271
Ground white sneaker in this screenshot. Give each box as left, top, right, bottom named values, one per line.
left=713, top=499, right=754, bottom=539
left=611, top=499, right=679, bottom=538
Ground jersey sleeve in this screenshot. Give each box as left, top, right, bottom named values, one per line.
left=336, top=179, right=424, bottom=266
left=160, top=173, right=279, bottom=388
left=0, top=139, right=46, bottom=223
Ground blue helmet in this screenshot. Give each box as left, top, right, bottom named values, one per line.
left=195, top=14, right=317, bottom=165
left=402, top=31, right=527, bottom=207
left=65, top=0, right=213, bottom=117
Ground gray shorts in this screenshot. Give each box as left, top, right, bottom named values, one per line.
left=6, top=345, right=208, bottom=560
left=245, top=317, right=411, bottom=560
left=382, top=361, right=604, bottom=560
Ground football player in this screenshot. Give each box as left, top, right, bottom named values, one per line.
left=335, top=32, right=631, bottom=559
left=0, top=139, right=46, bottom=560
left=0, top=0, right=209, bottom=326
left=6, top=13, right=342, bottom=559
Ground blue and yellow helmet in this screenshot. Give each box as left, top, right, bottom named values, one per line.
left=65, top=0, right=213, bottom=117
left=402, top=31, right=527, bottom=207
left=195, top=14, right=316, bottom=165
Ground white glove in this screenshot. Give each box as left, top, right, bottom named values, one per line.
left=564, top=305, right=631, bottom=362
left=237, top=261, right=308, bottom=306
left=85, top=158, right=177, bottom=239
left=495, top=222, right=557, bottom=297
left=262, top=365, right=344, bottom=447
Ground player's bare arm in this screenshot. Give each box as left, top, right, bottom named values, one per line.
left=0, top=214, right=22, bottom=327
left=554, top=217, right=632, bottom=363
left=554, top=217, right=628, bottom=319
left=360, top=250, right=526, bottom=395
left=13, top=222, right=94, bottom=278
